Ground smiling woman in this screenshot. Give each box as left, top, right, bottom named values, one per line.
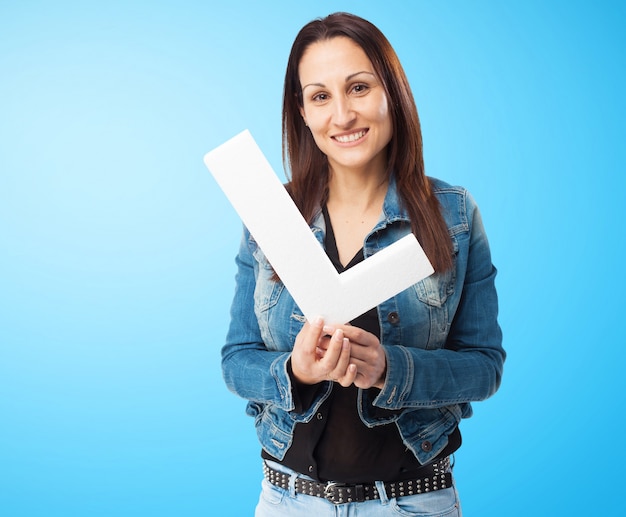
left=298, top=37, right=394, bottom=263
left=1, top=1, right=623, bottom=516
left=298, top=38, right=393, bottom=177
left=283, top=13, right=455, bottom=275
left=220, top=11, right=504, bottom=517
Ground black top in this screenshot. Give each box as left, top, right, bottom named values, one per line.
left=262, top=206, right=460, bottom=482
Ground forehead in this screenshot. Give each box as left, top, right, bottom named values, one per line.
left=298, top=36, right=374, bottom=82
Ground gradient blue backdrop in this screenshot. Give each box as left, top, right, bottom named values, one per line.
left=1, top=1, right=624, bottom=515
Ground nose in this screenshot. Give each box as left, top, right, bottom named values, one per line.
left=332, top=96, right=356, bottom=128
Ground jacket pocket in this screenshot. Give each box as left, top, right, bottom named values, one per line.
left=413, top=238, right=458, bottom=308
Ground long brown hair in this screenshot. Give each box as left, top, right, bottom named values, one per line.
left=282, top=12, right=453, bottom=272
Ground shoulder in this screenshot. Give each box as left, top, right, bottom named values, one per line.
left=427, top=176, right=478, bottom=235
left=428, top=176, right=466, bottom=197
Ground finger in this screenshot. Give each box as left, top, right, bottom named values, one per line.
left=344, top=341, right=378, bottom=362
left=316, top=334, right=331, bottom=353
left=329, top=337, right=352, bottom=382
left=319, top=328, right=345, bottom=371
left=315, top=335, right=331, bottom=359
left=322, top=324, right=336, bottom=336
left=348, top=352, right=387, bottom=390
left=297, top=317, right=325, bottom=356
left=336, top=364, right=357, bottom=387
left=339, top=325, right=377, bottom=347
left=291, top=317, right=326, bottom=384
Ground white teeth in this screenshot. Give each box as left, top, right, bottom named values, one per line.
left=335, top=131, right=365, bottom=143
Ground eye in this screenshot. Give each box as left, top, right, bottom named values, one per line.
left=351, top=83, right=370, bottom=95
left=311, top=92, right=329, bottom=103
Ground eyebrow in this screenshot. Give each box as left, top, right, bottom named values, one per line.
left=301, top=71, right=376, bottom=92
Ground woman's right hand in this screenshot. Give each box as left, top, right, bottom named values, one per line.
left=290, top=318, right=357, bottom=387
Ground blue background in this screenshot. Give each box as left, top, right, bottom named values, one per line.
left=1, top=1, right=624, bottom=515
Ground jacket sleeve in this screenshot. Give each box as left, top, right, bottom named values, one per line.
left=371, top=193, right=505, bottom=410
left=221, top=228, right=332, bottom=417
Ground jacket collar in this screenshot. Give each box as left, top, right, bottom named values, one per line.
left=380, top=174, right=410, bottom=225
left=310, top=174, right=409, bottom=239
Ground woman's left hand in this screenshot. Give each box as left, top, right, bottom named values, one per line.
left=322, top=324, right=387, bottom=390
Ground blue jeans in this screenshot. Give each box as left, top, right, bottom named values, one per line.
left=255, top=460, right=462, bottom=517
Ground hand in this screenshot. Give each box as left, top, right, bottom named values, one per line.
left=291, top=318, right=358, bottom=387
left=323, top=324, right=387, bottom=390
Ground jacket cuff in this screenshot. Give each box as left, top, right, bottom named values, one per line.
left=286, top=359, right=326, bottom=413
left=371, top=345, right=413, bottom=410
left=269, top=353, right=296, bottom=411
left=270, top=355, right=332, bottom=417
left=359, top=388, right=403, bottom=424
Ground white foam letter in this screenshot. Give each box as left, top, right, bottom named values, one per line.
left=204, top=130, right=434, bottom=324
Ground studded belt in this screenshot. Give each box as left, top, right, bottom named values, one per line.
left=263, top=456, right=452, bottom=505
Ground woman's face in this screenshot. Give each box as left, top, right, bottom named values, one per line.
left=298, top=37, right=393, bottom=177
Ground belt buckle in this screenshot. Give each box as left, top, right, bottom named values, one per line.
left=324, top=481, right=347, bottom=505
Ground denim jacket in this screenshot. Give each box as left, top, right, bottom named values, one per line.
left=222, top=176, right=504, bottom=465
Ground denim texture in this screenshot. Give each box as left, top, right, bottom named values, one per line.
left=222, top=176, right=504, bottom=465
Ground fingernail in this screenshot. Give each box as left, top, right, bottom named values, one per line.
left=312, top=317, right=324, bottom=327
left=323, top=325, right=335, bottom=335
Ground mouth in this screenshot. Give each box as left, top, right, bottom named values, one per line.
left=332, top=129, right=367, bottom=144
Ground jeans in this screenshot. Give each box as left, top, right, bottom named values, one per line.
left=255, top=460, right=462, bottom=517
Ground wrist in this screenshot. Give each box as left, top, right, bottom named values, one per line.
left=373, top=368, right=386, bottom=390
left=289, top=356, right=317, bottom=385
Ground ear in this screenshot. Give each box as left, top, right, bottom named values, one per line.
left=299, top=106, right=307, bottom=126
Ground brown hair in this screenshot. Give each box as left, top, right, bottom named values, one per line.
left=282, top=12, right=453, bottom=272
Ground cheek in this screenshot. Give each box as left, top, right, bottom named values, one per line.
left=375, top=95, right=391, bottom=123
left=310, top=132, right=328, bottom=154
left=303, top=108, right=325, bottom=132
left=372, top=111, right=393, bottom=147
left=304, top=114, right=328, bottom=141
left=304, top=120, right=328, bottom=151
left=376, top=99, right=393, bottom=142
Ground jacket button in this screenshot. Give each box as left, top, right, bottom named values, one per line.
left=421, top=440, right=433, bottom=452
left=316, top=412, right=323, bottom=420
left=387, top=312, right=400, bottom=324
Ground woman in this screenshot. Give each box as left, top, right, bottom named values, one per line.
left=222, top=12, right=504, bottom=516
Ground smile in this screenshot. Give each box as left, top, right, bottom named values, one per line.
left=333, top=130, right=367, bottom=143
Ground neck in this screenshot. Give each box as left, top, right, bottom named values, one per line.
left=326, top=169, right=389, bottom=219
left=326, top=148, right=390, bottom=210
left=324, top=167, right=389, bottom=265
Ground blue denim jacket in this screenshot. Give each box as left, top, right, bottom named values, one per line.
left=222, top=176, right=504, bottom=465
